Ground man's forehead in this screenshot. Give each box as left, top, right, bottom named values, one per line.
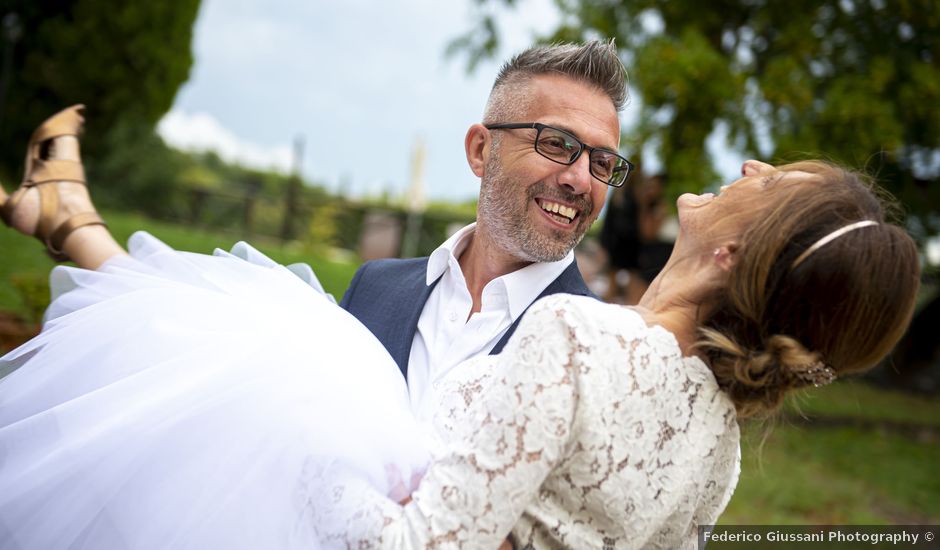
left=523, top=74, right=621, bottom=146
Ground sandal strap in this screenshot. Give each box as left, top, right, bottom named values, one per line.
left=5, top=105, right=94, bottom=262
left=47, top=211, right=107, bottom=260
left=34, top=184, right=106, bottom=261
left=29, top=105, right=84, bottom=145
left=36, top=184, right=61, bottom=244
left=26, top=158, right=86, bottom=186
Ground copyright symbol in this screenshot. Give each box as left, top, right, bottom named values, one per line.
left=926, top=531, right=935, bottom=542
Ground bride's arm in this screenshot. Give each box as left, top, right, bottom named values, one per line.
left=313, top=295, right=586, bottom=548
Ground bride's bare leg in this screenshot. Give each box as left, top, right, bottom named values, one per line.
left=2, top=134, right=127, bottom=270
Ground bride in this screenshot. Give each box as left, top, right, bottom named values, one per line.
left=0, top=106, right=920, bottom=549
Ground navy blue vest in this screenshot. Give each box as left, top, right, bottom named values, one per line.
left=339, top=257, right=595, bottom=379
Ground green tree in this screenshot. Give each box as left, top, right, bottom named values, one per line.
left=90, top=118, right=189, bottom=217
left=0, top=0, right=200, bottom=180
left=452, top=0, right=940, bottom=238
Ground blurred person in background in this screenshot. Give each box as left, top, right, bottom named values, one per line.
left=599, top=171, right=671, bottom=304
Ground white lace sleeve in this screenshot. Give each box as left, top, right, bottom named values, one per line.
left=306, top=297, right=584, bottom=548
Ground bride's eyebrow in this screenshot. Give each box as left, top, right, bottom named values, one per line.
left=762, top=173, right=785, bottom=186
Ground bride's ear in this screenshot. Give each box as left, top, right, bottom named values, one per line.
left=712, top=242, right=739, bottom=272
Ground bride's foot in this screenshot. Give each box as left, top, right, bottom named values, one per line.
left=0, top=105, right=105, bottom=262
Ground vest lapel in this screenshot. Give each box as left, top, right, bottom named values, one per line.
left=389, top=269, right=442, bottom=378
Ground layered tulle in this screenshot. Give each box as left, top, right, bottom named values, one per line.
left=0, top=232, right=429, bottom=550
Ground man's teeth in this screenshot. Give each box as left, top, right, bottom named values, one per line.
left=540, top=201, right=576, bottom=221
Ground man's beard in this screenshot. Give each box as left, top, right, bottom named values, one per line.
left=477, top=154, right=594, bottom=263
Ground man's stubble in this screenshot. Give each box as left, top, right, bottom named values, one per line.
left=476, top=146, right=595, bottom=263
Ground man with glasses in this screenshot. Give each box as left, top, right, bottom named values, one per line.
left=341, top=40, right=632, bottom=419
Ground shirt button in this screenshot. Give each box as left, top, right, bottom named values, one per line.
left=448, top=310, right=458, bottom=322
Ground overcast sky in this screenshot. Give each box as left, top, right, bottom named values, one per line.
left=157, top=0, right=560, bottom=202
left=157, top=0, right=746, bottom=203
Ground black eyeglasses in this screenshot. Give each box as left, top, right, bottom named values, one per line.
left=484, top=122, right=634, bottom=187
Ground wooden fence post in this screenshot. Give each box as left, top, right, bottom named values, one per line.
left=281, top=136, right=305, bottom=242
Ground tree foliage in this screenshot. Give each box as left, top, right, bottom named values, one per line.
left=452, top=0, right=940, bottom=236
left=0, top=0, right=200, bottom=179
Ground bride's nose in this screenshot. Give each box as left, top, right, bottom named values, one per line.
left=742, top=160, right=773, bottom=176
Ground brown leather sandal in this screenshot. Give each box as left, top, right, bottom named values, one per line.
left=0, top=105, right=106, bottom=261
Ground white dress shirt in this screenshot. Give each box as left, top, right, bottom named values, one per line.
left=407, top=223, right=574, bottom=421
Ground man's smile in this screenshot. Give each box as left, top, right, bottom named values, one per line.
left=535, top=197, right=581, bottom=226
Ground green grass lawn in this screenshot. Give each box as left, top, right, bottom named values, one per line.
left=722, top=380, right=940, bottom=525
left=785, top=378, right=940, bottom=427
left=0, top=210, right=360, bottom=321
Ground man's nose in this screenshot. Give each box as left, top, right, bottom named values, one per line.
left=557, top=152, right=594, bottom=195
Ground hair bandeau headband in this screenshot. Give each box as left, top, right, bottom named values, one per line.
left=791, top=220, right=879, bottom=269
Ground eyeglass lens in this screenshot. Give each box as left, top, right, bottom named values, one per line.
left=534, top=126, right=629, bottom=186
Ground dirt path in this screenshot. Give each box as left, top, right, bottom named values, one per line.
left=0, top=311, right=39, bottom=353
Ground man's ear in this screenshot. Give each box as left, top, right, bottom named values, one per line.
left=713, top=242, right=739, bottom=272
left=465, top=124, right=489, bottom=178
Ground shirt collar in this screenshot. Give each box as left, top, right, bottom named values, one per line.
left=499, top=251, right=573, bottom=320
left=426, top=222, right=575, bottom=320
left=426, top=222, right=477, bottom=284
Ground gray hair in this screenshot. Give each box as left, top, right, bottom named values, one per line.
left=484, top=40, right=628, bottom=124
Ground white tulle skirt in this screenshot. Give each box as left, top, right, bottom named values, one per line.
left=0, top=232, right=430, bottom=550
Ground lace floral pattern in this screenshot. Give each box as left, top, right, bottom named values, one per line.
left=306, top=295, right=740, bottom=549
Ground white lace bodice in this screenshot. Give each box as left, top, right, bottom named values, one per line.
left=308, top=294, right=741, bottom=549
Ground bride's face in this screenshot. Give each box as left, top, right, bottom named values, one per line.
left=676, top=160, right=812, bottom=247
